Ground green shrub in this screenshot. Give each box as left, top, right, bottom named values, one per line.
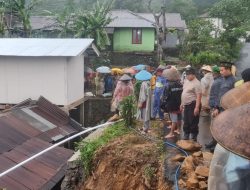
left=120, top=95, right=136, bottom=127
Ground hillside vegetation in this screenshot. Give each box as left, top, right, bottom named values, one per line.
left=32, top=0, right=219, bottom=15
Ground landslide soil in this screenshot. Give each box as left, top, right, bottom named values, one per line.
left=80, top=121, right=172, bottom=190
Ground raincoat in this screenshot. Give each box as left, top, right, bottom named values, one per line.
left=137, top=81, right=151, bottom=131
left=201, top=72, right=214, bottom=109
left=111, top=81, right=134, bottom=112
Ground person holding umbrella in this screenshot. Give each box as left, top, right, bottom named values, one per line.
left=95, top=66, right=111, bottom=96
left=136, top=70, right=153, bottom=133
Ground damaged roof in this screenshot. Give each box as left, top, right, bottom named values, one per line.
left=0, top=97, right=82, bottom=189
left=0, top=138, right=73, bottom=190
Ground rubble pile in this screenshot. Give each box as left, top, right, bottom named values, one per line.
left=174, top=140, right=213, bottom=190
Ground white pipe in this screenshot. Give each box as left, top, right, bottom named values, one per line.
left=0, top=120, right=118, bottom=178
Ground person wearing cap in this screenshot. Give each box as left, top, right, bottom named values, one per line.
left=211, top=62, right=236, bottom=117
left=208, top=81, right=250, bottom=190
left=152, top=66, right=167, bottom=120
left=180, top=67, right=202, bottom=141
left=200, top=65, right=214, bottom=116
left=206, top=62, right=236, bottom=151
left=205, top=65, right=223, bottom=150
left=111, top=74, right=134, bottom=114
left=181, top=65, right=191, bottom=84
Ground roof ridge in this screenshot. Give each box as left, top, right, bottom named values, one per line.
left=128, top=10, right=155, bottom=25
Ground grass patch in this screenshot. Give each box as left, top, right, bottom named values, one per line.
left=77, top=121, right=129, bottom=177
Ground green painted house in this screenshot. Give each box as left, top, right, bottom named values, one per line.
left=106, top=10, right=156, bottom=52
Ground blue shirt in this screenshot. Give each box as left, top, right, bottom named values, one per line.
left=154, top=76, right=167, bottom=96
left=218, top=75, right=235, bottom=107
left=209, top=76, right=223, bottom=108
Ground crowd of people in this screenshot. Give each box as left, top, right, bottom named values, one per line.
left=87, top=63, right=250, bottom=189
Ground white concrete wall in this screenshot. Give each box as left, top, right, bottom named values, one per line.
left=66, top=55, right=84, bottom=105
left=0, top=57, right=67, bottom=105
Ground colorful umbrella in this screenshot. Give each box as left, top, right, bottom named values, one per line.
left=133, top=64, right=146, bottom=71
left=111, top=68, right=123, bottom=75
left=122, top=67, right=137, bottom=75
left=135, top=70, right=152, bottom=81
left=96, top=66, right=111, bottom=73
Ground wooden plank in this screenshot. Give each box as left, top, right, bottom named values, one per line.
left=64, top=97, right=85, bottom=111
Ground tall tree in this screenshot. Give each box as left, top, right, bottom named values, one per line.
left=180, top=19, right=227, bottom=66
left=73, top=0, right=113, bottom=49
left=210, top=0, right=249, bottom=59
left=5, top=0, right=41, bottom=37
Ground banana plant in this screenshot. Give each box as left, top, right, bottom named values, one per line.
left=5, top=0, right=41, bottom=37
left=73, top=0, right=113, bottom=50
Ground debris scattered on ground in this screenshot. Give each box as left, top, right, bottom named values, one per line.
left=172, top=140, right=213, bottom=190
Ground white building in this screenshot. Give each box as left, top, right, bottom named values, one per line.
left=0, top=38, right=99, bottom=107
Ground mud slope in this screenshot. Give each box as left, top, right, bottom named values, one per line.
left=81, top=131, right=172, bottom=190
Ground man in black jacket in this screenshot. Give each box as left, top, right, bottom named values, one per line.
left=161, top=67, right=183, bottom=138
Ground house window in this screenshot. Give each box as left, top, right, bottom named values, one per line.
left=132, top=28, right=142, bottom=44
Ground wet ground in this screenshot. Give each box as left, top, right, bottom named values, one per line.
left=163, top=114, right=212, bottom=149
left=197, top=115, right=212, bottom=148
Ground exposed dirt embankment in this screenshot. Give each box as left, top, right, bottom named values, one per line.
left=81, top=131, right=172, bottom=190
left=80, top=121, right=212, bottom=190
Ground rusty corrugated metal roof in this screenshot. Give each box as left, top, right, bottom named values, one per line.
left=0, top=138, right=73, bottom=189
left=1, top=96, right=82, bottom=144
left=0, top=97, right=82, bottom=189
